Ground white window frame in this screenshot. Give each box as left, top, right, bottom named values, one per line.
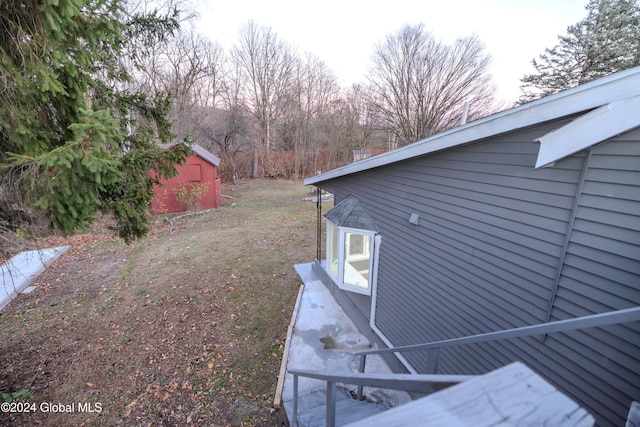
left=326, top=220, right=380, bottom=296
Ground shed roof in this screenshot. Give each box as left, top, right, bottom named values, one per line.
left=169, top=142, right=221, bottom=167
left=190, top=143, right=221, bottom=167
left=305, top=66, right=640, bottom=185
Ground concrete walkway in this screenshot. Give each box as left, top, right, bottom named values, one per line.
left=280, top=263, right=410, bottom=425
left=0, top=246, right=70, bottom=311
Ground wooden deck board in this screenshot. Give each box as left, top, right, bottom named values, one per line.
left=345, top=362, right=594, bottom=426
left=273, top=284, right=304, bottom=409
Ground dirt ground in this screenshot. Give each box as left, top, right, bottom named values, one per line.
left=0, top=180, right=317, bottom=426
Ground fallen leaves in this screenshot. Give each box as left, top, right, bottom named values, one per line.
left=0, top=181, right=312, bottom=427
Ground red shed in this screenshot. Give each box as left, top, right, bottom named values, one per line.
left=151, top=143, right=222, bottom=214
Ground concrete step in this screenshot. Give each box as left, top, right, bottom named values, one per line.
left=298, top=397, right=386, bottom=427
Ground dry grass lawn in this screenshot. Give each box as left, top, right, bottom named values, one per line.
left=0, top=179, right=317, bottom=426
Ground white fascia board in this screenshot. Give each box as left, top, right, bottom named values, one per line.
left=535, top=95, right=640, bottom=168
left=304, top=66, right=640, bottom=186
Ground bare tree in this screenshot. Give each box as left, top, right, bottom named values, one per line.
left=158, top=30, right=255, bottom=184
left=279, top=53, right=342, bottom=178
left=120, top=0, right=198, bottom=93
left=344, top=83, right=383, bottom=151
left=368, top=24, right=497, bottom=146
left=207, top=61, right=253, bottom=184
left=232, top=20, right=295, bottom=176
left=156, top=29, right=227, bottom=139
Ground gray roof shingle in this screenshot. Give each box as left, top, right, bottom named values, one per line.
left=324, top=195, right=379, bottom=232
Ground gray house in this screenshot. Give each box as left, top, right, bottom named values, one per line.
left=303, top=67, right=640, bottom=426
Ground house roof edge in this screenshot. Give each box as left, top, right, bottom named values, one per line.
left=304, top=66, right=640, bottom=186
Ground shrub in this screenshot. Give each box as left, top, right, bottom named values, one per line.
left=173, top=182, right=210, bottom=212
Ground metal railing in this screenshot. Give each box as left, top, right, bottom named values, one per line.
left=355, top=306, right=640, bottom=398
left=286, top=307, right=640, bottom=426
left=288, top=369, right=475, bottom=427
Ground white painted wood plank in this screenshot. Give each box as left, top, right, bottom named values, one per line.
left=346, top=362, right=594, bottom=427
left=274, top=284, right=304, bottom=409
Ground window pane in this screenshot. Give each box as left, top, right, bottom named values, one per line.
left=327, top=222, right=339, bottom=279
left=348, top=234, right=365, bottom=257
left=342, top=231, right=370, bottom=289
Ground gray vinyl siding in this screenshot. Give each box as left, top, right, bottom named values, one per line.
left=547, top=130, right=640, bottom=424
left=318, top=122, right=640, bottom=426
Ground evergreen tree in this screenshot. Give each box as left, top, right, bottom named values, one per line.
left=519, top=0, right=640, bottom=103
left=0, top=0, right=191, bottom=242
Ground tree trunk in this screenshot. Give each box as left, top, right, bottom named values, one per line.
left=252, top=147, right=259, bottom=178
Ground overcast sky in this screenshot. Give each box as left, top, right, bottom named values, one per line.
left=195, top=0, right=589, bottom=104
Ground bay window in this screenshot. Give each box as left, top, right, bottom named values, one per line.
left=326, top=220, right=380, bottom=296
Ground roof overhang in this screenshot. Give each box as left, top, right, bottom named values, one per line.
left=305, top=66, right=640, bottom=186
left=535, top=95, right=640, bottom=168
left=190, top=143, right=221, bottom=167
left=169, top=142, right=221, bottom=167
